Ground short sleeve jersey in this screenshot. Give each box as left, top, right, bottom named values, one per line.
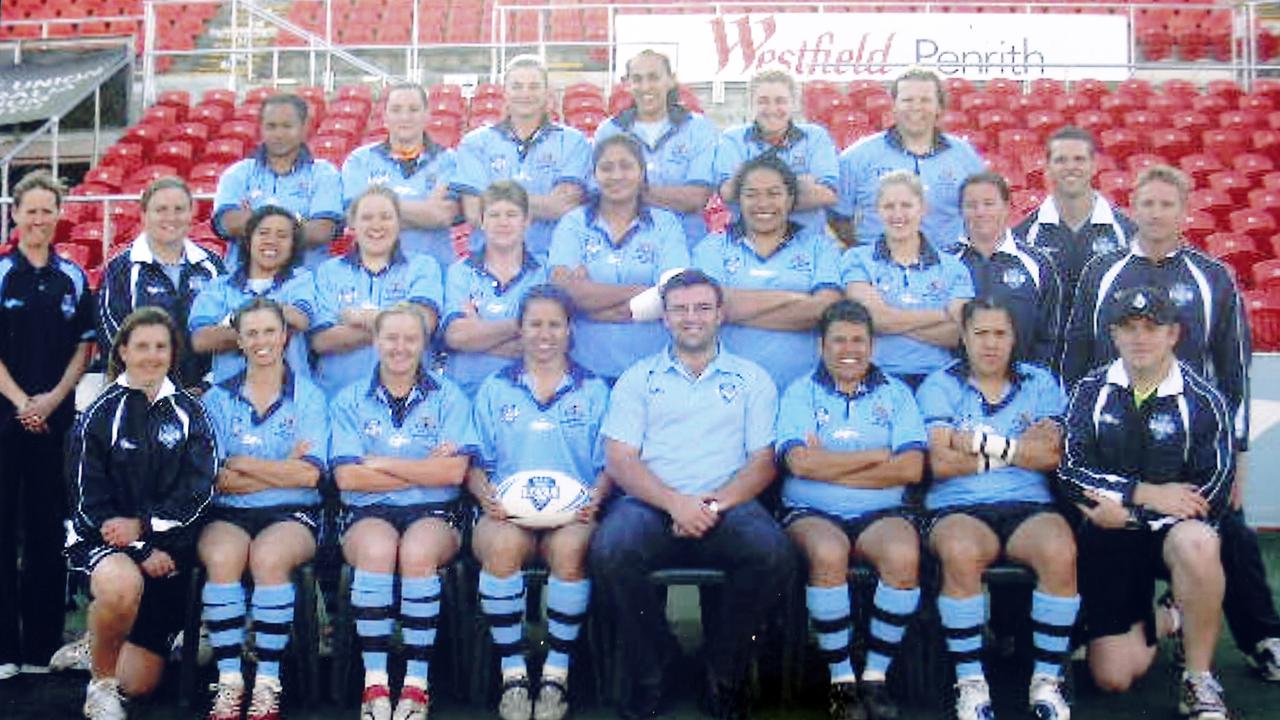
left=329, top=369, right=478, bottom=507
left=776, top=365, right=926, bottom=519
left=547, top=203, right=690, bottom=379
left=473, top=360, right=609, bottom=485
left=692, top=221, right=842, bottom=390
left=713, top=121, right=839, bottom=231
left=601, top=346, right=777, bottom=495
left=188, top=266, right=317, bottom=383
left=840, top=237, right=975, bottom=376
left=915, top=360, right=1066, bottom=510
left=201, top=369, right=329, bottom=509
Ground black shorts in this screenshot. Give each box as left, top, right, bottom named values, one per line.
left=65, top=545, right=191, bottom=657
left=208, top=504, right=322, bottom=541
left=1078, top=522, right=1190, bottom=643
left=780, top=506, right=918, bottom=543
left=337, top=501, right=466, bottom=539
left=926, top=501, right=1060, bottom=545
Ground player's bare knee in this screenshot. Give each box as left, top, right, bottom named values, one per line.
left=92, top=558, right=144, bottom=609
left=802, top=537, right=850, bottom=585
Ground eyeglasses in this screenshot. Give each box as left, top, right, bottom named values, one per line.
left=664, top=302, right=718, bottom=317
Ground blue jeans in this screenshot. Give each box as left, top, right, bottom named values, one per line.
left=588, top=497, right=794, bottom=686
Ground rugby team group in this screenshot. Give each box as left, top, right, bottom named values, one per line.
left=2, top=49, right=1277, bottom=720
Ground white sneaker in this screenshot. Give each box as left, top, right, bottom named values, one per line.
left=0, top=663, right=19, bottom=680
left=1028, top=672, right=1070, bottom=720
left=955, top=676, right=995, bottom=720
left=50, top=632, right=93, bottom=672
left=206, top=676, right=246, bottom=720
left=84, top=677, right=127, bottom=720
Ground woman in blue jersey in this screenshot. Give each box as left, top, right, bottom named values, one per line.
left=198, top=298, right=329, bottom=720
left=468, top=285, right=609, bottom=720
left=443, top=181, right=548, bottom=396
left=916, top=296, right=1076, bottom=720
left=331, top=303, right=476, bottom=720
left=548, top=134, right=689, bottom=381
left=66, top=308, right=216, bottom=720
left=311, top=186, right=444, bottom=397
left=190, top=206, right=316, bottom=384
left=693, top=154, right=842, bottom=390
left=776, top=299, right=925, bottom=720
left=842, top=170, right=974, bottom=390
left=713, top=69, right=840, bottom=232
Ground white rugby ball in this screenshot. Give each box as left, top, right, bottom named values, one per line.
left=495, top=470, right=592, bottom=529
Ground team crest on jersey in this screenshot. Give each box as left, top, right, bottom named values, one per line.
left=188, top=275, right=207, bottom=293
left=363, top=419, right=383, bottom=438
left=582, top=235, right=605, bottom=262
left=669, top=141, right=691, bottom=160
left=521, top=474, right=560, bottom=511
left=274, top=415, right=296, bottom=439
left=1149, top=414, right=1177, bottom=441
left=924, top=278, right=947, bottom=301
left=501, top=404, right=520, bottom=423
left=1011, top=411, right=1033, bottom=436
left=239, top=431, right=263, bottom=448
left=1168, top=282, right=1195, bottom=307
left=534, top=152, right=559, bottom=173
left=788, top=253, right=812, bottom=274
left=718, top=382, right=739, bottom=403
left=1002, top=267, right=1027, bottom=289
left=61, top=293, right=77, bottom=319
left=489, top=155, right=509, bottom=175
left=814, top=406, right=830, bottom=426
left=633, top=242, right=656, bottom=266
left=1092, top=234, right=1120, bottom=255
left=388, top=431, right=410, bottom=449
left=385, top=280, right=408, bottom=301
left=723, top=254, right=742, bottom=276
left=870, top=402, right=892, bottom=426
left=561, top=401, right=586, bottom=426
left=157, top=423, right=183, bottom=449
left=789, top=151, right=808, bottom=170
left=339, top=287, right=358, bottom=306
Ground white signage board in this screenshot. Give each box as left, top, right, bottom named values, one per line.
left=614, top=12, right=1132, bottom=82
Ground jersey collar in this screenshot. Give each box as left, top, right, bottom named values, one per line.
left=499, top=359, right=592, bottom=411
left=726, top=219, right=802, bottom=261
left=813, top=362, right=888, bottom=399
left=251, top=144, right=316, bottom=174
left=220, top=367, right=298, bottom=424
left=885, top=126, right=950, bottom=157
left=872, top=235, right=941, bottom=267
left=115, top=374, right=179, bottom=405
left=129, top=234, right=212, bottom=266
left=1035, top=193, right=1118, bottom=227
left=465, top=250, right=542, bottom=292
left=745, top=121, right=804, bottom=149
left=1104, top=358, right=1185, bottom=397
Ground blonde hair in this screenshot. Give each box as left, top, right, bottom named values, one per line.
left=1133, top=164, right=1190, bottom=204
left=891, top=66, right=946, bottom=108
left=876, top=169, right=925, bottom=205
left=750, top=69, right=796, bottom=99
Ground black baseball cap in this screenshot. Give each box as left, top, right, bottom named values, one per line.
left=1109, top=286, right=1178, bottom=326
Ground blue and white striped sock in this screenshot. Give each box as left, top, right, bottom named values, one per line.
left=544, top=576, right=590, bottom=677
left=479, top=570, right=527, bottom=677
left=806, top=584, right=855, bottom=684
left=203, top=582, right=246, bottom=678
left=939, top=594, right=986, bottom=681
left=251, top=583, right=294, bottom=680
left=400, top=575, right=442, bottom=687
left=352, top=569, right=395, bottom=676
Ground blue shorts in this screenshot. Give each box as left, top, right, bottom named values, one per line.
left=780, top=506, right=918, bottom=542
left=337, top=501, right=466, bottom=539
left=926, top=501, right=1059, bottom=545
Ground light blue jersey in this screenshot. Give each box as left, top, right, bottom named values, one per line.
left=442, top=253, right=547, bottom=396
left=342, top=138, right=459, bottom=270
left=916, top=360, right=1066, bottom=510
left=841, top=238, right=975, bottom=377
left=602, top=346, right=777, bottom=495
left=713, top=122, right=839, bottom=231
left=833, top=128, right=985, bottom=247
left=693, top=221, right=841, bottom=390
left=473, top=360, right=608, bottom=486
left=212, top=145, right=344, bottom=269
left=202, top=369, right=329, bottom=509
left=594, top=105, right=718, bottom=245
left=188, top=266, right=317, bottom=383
left=777, top=365, right=926, bottom=519
left=311, top=250, right=443, bottom=396
left=451, top=119, right=591, bottom=260
left=548, top=203, right=690, bottom=380
left=330, top=369, right=478, bottom=507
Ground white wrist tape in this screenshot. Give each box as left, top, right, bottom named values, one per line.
left=628, top=267, right=688, bottom=322
left=972, top=431, right=1018, bottom=465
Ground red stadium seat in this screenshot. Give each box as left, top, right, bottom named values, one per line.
left=1206, top=233, right=1266, bottom=286
left=1054, top=93, right=1095, bottom=115
left=1100, top=128, right=1143, bottom=162
left=155, top=90, right=191, bottom=118
left=1029, top=79, right=1064, bottom=98
left=1010, top=94, right=1050, bottom=116
left=1145, top=94, right=1182, bottom=117
left=1100, top=94, right=1139, bottom=116
left=316, top=116, right=361, bottom=143
left=1229, top=208, right=1278, bottom=245
left=941, top=110, right=971, bottom=132
left=1116, top=78, right=1154, bottom=100
left=1075, top=79, right=1109, bottom=101
left=985, top=78, right=1020, bottom=97
left=217, top=120, right=257, bottom=146
left=1189, top=188, right=1234, bottom=223
left=977, top=109, right=1018, bottom=134
left=1191, top=94, right=1230, bottom=115
left=1180, top=153, right=1225, bottom=186
left=474, top=83, right=505, bottom=102
left=1242, top=289, right=1280, bottom=349
left=163, top=122, right=209, bottom=149
left=1239, top=93, right=1275, bottom=114
left=101, top=143, right=145, bottom=177
left=1024, top=110, right=1065, bottom=139
left=123, top=165, right=179, bottom=194
left=566, top=109, right=606, bottom=137
left=1249, top=187, right=1280, bottom=223
left=1253, top=130, right=1280, bottom=164
left=142, top=105, right=179, bottom=129
left=997, top=129, right=1038, bottom=156
left=54, top=243, right=90, bottom=268
left=84, top=165, right=124, bottom=191
left=1234, top=152, right=1275, bottom=180
left=329, top=98, right=371, bottom=123
left=425, top=116, right=461, bottom=148
left=1219, top=111, right=1261, bottom=132
left=608, top=87, right=634, bottom=115
left=1253, top=259, right=1280, bottom=292
left=847, top=80, right=886, bottom=104
left=1150, top=128, right=1194, bottom=161
left=1122, top=110, right=1162, bottom=133
left=188, top=162, right=224, bottom=183
left=121, top=124, right=164, bottom=156
left=961, top=92, right=1003, bottom=115
left=337, top=84, right=373, bottom=104
left=1171, top=111, right=1212, bottom=135
left=69, top=224, right=105, bottom=254
left=201, top=137, right=245, bottom=165
left=952, top=130, right=991, bottom=155
left=201, top=89, right=237, bottom=110
left=189, top=103, right=228, bottom=134
left=1183, top=210, right=1218, bottom=246
left=1209, top=169, right=1252, bottom=203
left=1073, top=110, right=1114, bottom=135
left=233, top=104, right=263, bottom=125
left=943, top=78, right=975, bottom=102
left=244, top=86, right=277, bottom=105
left=1207, top=79, right=1244, bottom=105
left=1097, top=170, right=1132, bottom=207
left=1202, top=130, right=1247, bottom=164
left=1126, top=153, right=1164, bottom=174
